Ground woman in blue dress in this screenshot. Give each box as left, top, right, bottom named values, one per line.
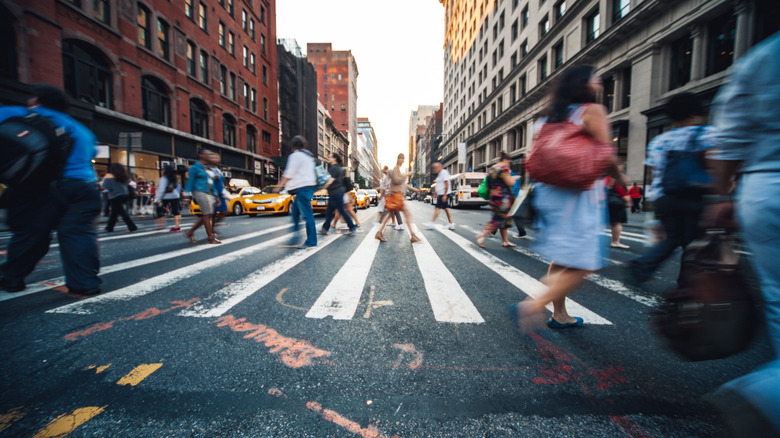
left=508, top=65, right=625, bottom=330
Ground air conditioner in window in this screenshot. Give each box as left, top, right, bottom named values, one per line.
left=175, top=158, right=187, bottom=166
left=159, top=160, right=172, bottom=170
left=224, top=171, right=233, bottom=178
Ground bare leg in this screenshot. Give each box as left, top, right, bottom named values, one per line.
left=611, top=222, right=622, bottom=244
left=174, top=214, right=181, bottom=229
left=375, top=210, right=392, bottom=242
left=444, top=208, right=453, bottom=224
left=523, top=263, right=590, bottom=324
left=431, top=208, right=440, bottom=222
left=403, top=208, right=420, bottom=242
left=347, top=202, right=359, bottom=226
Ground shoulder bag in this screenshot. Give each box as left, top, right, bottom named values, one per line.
left=385, top=192, right=405, bottom=212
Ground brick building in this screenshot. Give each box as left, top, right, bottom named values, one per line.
left=306, top=43, right=358, bottom=160
left=0, top=0, right=279, bottom=186
left=277, top=39, right=317, bottom=161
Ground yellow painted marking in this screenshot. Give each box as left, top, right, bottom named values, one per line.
left=116, top=363, right=163, bottom=387
left=84, top=364, right=111, bottom=374
left=31, top=406, right=106, bottom=438
left=275, top=288, right=307, bottom=311
left=0, top=407, right=26, bottom=432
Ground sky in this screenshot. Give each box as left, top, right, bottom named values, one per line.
left=276, top=0, right=445, bottom=169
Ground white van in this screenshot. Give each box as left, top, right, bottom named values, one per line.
left=446, top=172, right=488, bottom=208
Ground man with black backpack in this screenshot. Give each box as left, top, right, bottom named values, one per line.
left=0, top=85, right=101, bottom=295
left=626, top=93, right=718, bottom=286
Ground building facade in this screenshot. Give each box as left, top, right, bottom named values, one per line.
left=306, top=43, right=359, bottom=161
left=357, top=117, right=381, bottom=188
left=422, top=104, right=443, bottom=185
left=408, top=105, right=439, bottom=172
left=317, top=100, right=349, bottom=166
left=1, top=0, right=280, bottom=186
left=277, top=39, right=318, bottom=161
left=438, top=0, right=780, bottom=183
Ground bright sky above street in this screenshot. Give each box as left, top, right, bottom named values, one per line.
left=276, top=0, right=444, bottom=169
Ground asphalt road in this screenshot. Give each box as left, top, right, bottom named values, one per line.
left=0, top=200, right=771, bottom=437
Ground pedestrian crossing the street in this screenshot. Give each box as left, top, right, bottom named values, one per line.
left=5, top=207, right=665, bottom=328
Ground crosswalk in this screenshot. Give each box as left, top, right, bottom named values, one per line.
left=2, top=208, right=666, bottom=327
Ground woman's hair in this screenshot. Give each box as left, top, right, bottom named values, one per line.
left=197, top=147, right=212, bottom=158
left=546, top=65, right=598, bottom=123
left=108, top=163, right=129, bottom=184
left=383, top=166, right=389, bottom=172
left=666, top=92, right=704, bottom=123
left=499, top=151, right=511, bottom=162
left=163, top=165, right=177, bottom=183
left=332, top=154, right=343, bottom=165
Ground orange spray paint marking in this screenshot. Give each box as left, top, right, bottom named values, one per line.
left=392, top=343, right=423, bottom=370
left=268, top=388, right=287, bottom=399
left=215, top=315, right=331, bottom=368
left=306, top=402, right=399, bottom=438
left=64, top=299, right=199, bottom=341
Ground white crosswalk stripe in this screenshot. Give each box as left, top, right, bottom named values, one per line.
left=434, top=226, right=612, bottom=325
left=407, top=224, right=485, bottom=324
left=181, top=233, right=343, bottom=318
left=305, top=226, right=381, bottom=320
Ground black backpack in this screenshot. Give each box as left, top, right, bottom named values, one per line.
left=0, top=110, right=73, bottom=193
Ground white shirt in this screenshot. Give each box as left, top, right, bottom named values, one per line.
left=434, top=169, right=451, bottom=195
left=282, top=149, right=316, bottom=191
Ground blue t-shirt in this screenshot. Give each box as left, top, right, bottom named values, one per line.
left=0, top=105, right=98, bottom=182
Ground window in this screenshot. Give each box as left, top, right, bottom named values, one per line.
left=602, top=75, right=615, bottom=112
left=223, top=115, right=236, bottom=146
left=228, top=32, right=235, bottom=55
left=243, top=45, right=248, bottom=67
left=260, top=5, right=266, bottom=23
left=539, top=15, right=550, bottom=38
left=199, top=50, right=208, bottom=83
left=338, top=74, right=342, bottom=81
left=251, top=88, right=257, bottom=112
left=250, top=53, right=256, bottom=74
left=263, top=98, right=268, bottom=119
left=585, top=10, right=600, bottom=44
left=246, top=126, right=257, bottom=153
left=227, top=0, right=233, bottom=16
left=141, top=76, right=170, bottom=126
left=242, top=9, right=247, bottom=31
left=260, top=34, right=266, bottom=54
left=186, top=41, right=195, bottom=75
left=249, top=19, right=255, bottom=40
left=669, top=35, right=693, bottom=90
left=137, top=4, right=151, bottom=49
left=499, top=11, right=505, bottom=30
left=521, top=39, right=528, bottom=57
left=511, top=52, right=518, bottom=67
left=538, top=55, right=548, bottom=80
left=94, top=0, right=110, bottom=25
left=262, top=65, right=267, bottom=85
left=493, top=24, right=498, bottom=41
left=198, top=2, right=207, bottom=31
left=492, top=50, right=497, bottom=67
left=555, top=0, right=566, bottom=21
left=520, top=75, right=528, bottom=96
left=499, top=40, right=504, bottom=58
left=553, top=40, right=564, bottom=69
left=190, top=99, right=209, bottom=138
left=521, top=5, right=529, bottom=29
left=229, top=72, right=236, bottom=100
left=157, top=19, right=169, bottom=59
left=621, top=66, right=632, bottom=108
left=341, top=104, right=346, bottom=112
left=185, top=0, right=193, bottom=19
left=262, top=130, right=271, bottom=143
left=510, top=84, right=517, bottom=103
left=511, top=19, right=518, bottom=41
left=218, top=22, right=225, bottom=47
left=219, top=65, right=227, bottom=94
left=243, top=83, right=250, bottom=109
left=707, top=13, right=736, bottom=76
left=613, top=0, right=630, bottom=23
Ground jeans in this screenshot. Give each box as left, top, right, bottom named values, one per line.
left=1, top=181, right=102, bottom=291
left=719, top=172, right=780, bottom=431
left=629, top=194, right=704, bottom=284
left=322, top=191, right=355, bottom=232
left=289, top=186, right=317, bottom=246
left=106, top=195, right=138, bottom=232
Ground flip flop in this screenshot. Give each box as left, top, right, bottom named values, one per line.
left=502, top=242, right=516, bottom=247
left=546, top=317, right=584, bottom=329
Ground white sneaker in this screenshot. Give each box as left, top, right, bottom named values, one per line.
left=395, top=224, right=404, bottom=231
left=447, top=223, right=456, bottom=230
left=423, top=222, right=435, bottom=229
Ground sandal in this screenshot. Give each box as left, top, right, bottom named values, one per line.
left=185, top=232, right=197, bottom=244
left=375, top=232, right=387, bottom=243
left=410, top=235, right=421, bottom=243
left=502, top=242, right=516, bottom=248
left=476, top=235, right=486, bottom=248
left=208, top=235, right=222, bottom=244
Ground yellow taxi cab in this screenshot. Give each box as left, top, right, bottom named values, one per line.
left=311, top=189, right=329, bottom=214
left=355, top=190, right=370, bottom=209
left=190, top=186, right=294, bottom=216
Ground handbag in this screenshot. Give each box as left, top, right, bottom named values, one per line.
left=385, top=192, right=404, bottom=211
left=607, top=188, right=626, bottom=207
left=653, top=232, right=757, bottom=361
left=476, top=175, right=489, bottom=200
left=526, top=107, right=616, bottom=190
left=511, top=185, right=536, bottom=228
left=661, top=126, right=712, bottom=196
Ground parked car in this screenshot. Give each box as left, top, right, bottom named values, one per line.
left=423, top=194, right=432, bottom=204
left=355, top=190, right=369, bottom=209
left=365, top=189, right=379, bottom=205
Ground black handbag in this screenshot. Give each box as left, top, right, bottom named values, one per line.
left=607, top=189, right=626, bottom=207
left=653, top=232, right=757, bottom=361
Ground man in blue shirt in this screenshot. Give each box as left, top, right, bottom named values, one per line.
left=0, top=85, right=101, bottom=295
left=705, top=31, right=780, bottom=436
